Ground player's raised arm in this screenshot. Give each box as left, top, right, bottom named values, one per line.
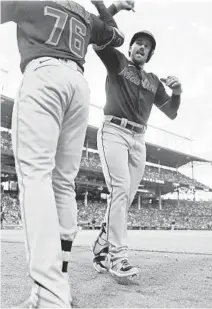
left=91, top=1, right=117, bottom=27
left=92, top=1, right=135, bottom=27
left=106, top=1, right=135, bottom=19
left=91, top=1, right=134, bottom=70
left=0, top=1, right=29, bottom=24
left=90, top=1, right=124, bottom=48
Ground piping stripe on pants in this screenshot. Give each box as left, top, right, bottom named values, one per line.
left=100, top=123, right=113, bottom=243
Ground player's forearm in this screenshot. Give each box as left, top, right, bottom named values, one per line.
left=163, top=94, right=181, bottom=120
left=107, top=4, right=119, bottom=17
left=93, top=2, right=117, bottom=27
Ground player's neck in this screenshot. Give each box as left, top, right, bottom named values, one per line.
left=138, top=63, right=145, bottom=70
left=131, top=59, right=145, bottom=70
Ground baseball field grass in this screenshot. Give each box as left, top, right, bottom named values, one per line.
left=1, top=230, right=212, bottom=308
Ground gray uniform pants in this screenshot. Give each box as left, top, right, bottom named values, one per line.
left=97, top=116, right=146, bottom=265
left=12, top=57, right=90, bottom=307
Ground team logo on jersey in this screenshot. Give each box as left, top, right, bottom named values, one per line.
left=119, top=67, right=157, bottom=94
left=119, top=67, right=140, bottom=85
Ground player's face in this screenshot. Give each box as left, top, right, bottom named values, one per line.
left=130, top=36, right=152, bottom=65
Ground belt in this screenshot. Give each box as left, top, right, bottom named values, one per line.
left=110, top=117, right=145, bottom=134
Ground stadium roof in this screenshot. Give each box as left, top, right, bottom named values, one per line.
left=1, top=94, right=211, bottom=168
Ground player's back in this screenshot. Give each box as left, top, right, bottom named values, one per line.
left=2, top=1, right=94, bottom=72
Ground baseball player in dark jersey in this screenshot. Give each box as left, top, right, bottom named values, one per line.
left=91, top=2, right=182, bottom=279
left=1, top=1, right=124, bottom=307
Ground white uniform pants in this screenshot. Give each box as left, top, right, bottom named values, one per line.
left=97, top=117, right=146, bottom=265
left=11, top=57, right=90, bottom=307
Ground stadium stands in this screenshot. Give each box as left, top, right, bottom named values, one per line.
left=1, top=130, right=12, bottom=151
left=1, top=130, right=209, bottom=189
left=1, top=192, right=21, bottom=228
left=128, top=199, right=212, bottom=230
left=77, top=199, right=212, bottom=230
left=1, top=191, right=212, bottom=230
left=1, top=123, right=212, bottom=231
left=80, top=153, right=206, bottom=188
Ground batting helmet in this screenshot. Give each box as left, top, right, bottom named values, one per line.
left=129, top=30, right=156, bottom=62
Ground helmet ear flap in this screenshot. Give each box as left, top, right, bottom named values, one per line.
left=146, top=49, right=154, bottom=62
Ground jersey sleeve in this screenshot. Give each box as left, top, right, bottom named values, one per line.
left=154, top=78, right=181, bottom=120
left=1, top=1, right=17, bottom=23
left=94, top=47, right=124, bottom=72
left=0, top=1, right=27, bottom=24
left=154, top=79, right=170, bottom=109
left=90, top=14, right=124, bottom=48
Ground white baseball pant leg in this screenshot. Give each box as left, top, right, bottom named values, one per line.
left=12, top=57, right=89, bottom=308
left=97, top=120, right=146, bottom=265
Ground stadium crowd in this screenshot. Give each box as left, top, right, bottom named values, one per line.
left=1, top=132, right=212, bottom=231
left=128, top=199, right=212, bottom=230
left=80, top=153, right=206, bottom=188
left=1, top=192, right=212, bottom=230
left=81, top=153, right=102, bottom=169
left=1, top=192, right=21, bottom=228
left=1, top=130, right=13, bottom=153
left=76, top=199, right=212, bottom=230
left=1, top=131, right=209, bottom=189
left=144, top=165, right=204, bottom=188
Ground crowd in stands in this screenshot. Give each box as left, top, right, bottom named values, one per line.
left=81, top=153, right=102, bottom=169
left=128, top=199, right=212, bottom=230
left=77, top=200, right=107, bottom=227
left=77, top=174, right=105, bottom=185
left=77, top=199, right=212, bottom=230
left=1, top=165, right=16, bottom=174
left=144, top=165, right=204, bottom=188
left=1, top=192, right=21, bottom=228
left=1, top=131, right=209, bottom=189
left=80, top=153, right=207, bottom=189
left=1, top=132, right=211, bottom=230
left=1, top=191, right=212, bottom=230
left=1, top=130, right=12, bottom=152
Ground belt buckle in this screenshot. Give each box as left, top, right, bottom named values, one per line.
left=141, top=126, right=146, bottom=134
left=131, top=124, right=145, bottom=134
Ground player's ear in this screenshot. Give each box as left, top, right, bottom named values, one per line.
left=150, top=50, right=154, bottom=58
